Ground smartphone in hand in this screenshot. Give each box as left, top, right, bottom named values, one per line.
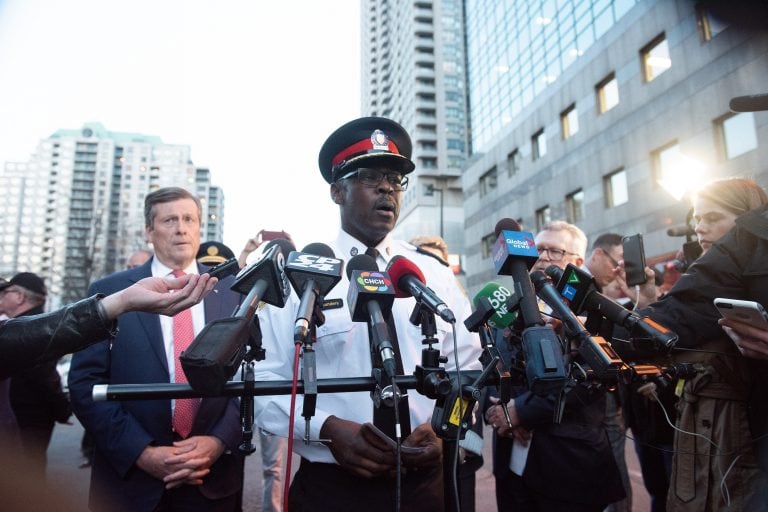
left=714, top=298, right=768, bottom=329
left=622, top=233, right=647, bottom=287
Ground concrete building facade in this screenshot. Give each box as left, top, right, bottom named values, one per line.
left=461, top=0, right=768, bottom=291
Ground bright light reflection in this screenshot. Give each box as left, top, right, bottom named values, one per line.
left=657, top=153, right=707, bottom=201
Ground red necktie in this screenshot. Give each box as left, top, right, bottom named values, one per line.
left=171, top=269, right=198, bottom=438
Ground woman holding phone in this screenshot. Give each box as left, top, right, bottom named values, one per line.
left=641, top=177, right=768, bottom=511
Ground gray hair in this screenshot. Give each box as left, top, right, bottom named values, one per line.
left=539, top=220, right=588, bottom=258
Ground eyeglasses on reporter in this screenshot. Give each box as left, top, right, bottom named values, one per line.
left=536, top=246, right=578, bottom=261
left=339, top=168, right=409, bottom=191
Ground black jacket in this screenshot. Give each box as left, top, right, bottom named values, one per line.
left=0, top=296, right=115, bottom=379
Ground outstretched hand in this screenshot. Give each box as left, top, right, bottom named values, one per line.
left=100, top=274, right=218, bottom=319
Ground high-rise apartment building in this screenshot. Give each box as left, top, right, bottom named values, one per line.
left=0, top=122, right=224, bottom=308
left=461, top=0, right=768, bottom=290
left=361, top=0, right=470, bottom=258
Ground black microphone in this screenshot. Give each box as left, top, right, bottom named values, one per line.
left=386, top=255, right=455, bottom=323
left=180, top=239, right=295, bottom=394
left=285, top=242, right=343, bottom=345
left=531, top=270, right=624, bottom=380
left=730, top=94, right=768, bottom=113
left=346, top=254, right=397, bottom=378
left=492, top=218, right=543, bottom=328
left=545, top=264, right=678, bottom=354
left=492, top=218, right=567, bottom=396
left=205, top=258, right=241, bottom=279
left=666, top=225, right=696, bottom=237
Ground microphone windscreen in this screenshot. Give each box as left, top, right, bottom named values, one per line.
left=472, top=281, right=517, bottom=328
left=266, top=237, right=296, bottom=255
left=301, top=242, right=335, bottom=258
left=494, top=218, right=521, bottom=237
left=729, top=94, right=768, bottom=113
left=386, top=255, right=426, bottom=298
left=545, top=264, right=564, bottom=282
left=346, top=254, right=378, bottom=279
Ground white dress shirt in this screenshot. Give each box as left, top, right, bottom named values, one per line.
left=254, top=230, right=482, bottom=463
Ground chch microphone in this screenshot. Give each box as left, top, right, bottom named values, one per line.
left=285, top=242, right=343, bottom=345
left=545, top=264, right=678, bottom=354
left=386, top=255, right=456, bottom=323
left=180, top=238, right=295, bottom=394
left=471, top=282, right=518, bottom=329
left=346, top=254, right=397, bottom=378
left=530, top=270, right=624, bottom=381
left=666, top=225, right=696, bottom=237
left=492, top=218, right=567, bottom=396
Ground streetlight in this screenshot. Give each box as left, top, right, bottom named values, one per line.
left=424, top=184, right=444, bottom=238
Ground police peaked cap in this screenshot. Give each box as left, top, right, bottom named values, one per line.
left=318, top=116, right=416, bottom=184
left=196, top=241, right=235, bottom=265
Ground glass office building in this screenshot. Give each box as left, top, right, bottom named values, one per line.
left=466, top=0, right=636, bottom=153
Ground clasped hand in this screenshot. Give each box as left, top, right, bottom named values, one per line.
left=136, top=435, right=225, bottom=489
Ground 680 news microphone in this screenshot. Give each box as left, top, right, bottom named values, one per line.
left=285, top=243, right=343, bottom=345
left=492, top=218, right=567, bottom=395
left=472, top=282, right=518, bottom=329
left=346, top=254, right=397, bottom=378
left=180, top=238, right=295, bottom=394
left=545, top=264, right=677, bottom=354
left=386, top=255, right=456, bottom=323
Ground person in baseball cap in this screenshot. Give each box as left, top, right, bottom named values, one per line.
left=0, top=272, right=47, bottom=297
left=318, top=116, right=415, bottom=184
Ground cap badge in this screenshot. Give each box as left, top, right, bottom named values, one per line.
left=350, top=247, right=359, bottom=257
left=370, top=129, right=390, bottom=150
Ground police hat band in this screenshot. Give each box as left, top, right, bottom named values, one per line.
left=331, top=138, right=402, bottom=169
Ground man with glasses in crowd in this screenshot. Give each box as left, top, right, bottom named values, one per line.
left=486, top=220, right=624, bottom=511
left=254, top=117, right=481, bottom=512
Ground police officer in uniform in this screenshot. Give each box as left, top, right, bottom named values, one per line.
left=254, top=117, right=481, bottom=512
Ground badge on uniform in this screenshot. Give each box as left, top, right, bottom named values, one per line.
left=321, top=298, right=344, bottom=310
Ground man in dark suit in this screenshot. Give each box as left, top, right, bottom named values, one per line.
left=485, top=221, right=624, bottom=512
left=69, top=187, right=243, bottom=512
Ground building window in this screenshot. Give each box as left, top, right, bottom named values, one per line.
left=641, top=34, right=671, bottom=82
left=596, top=74, right=619, bottom=113
left=481, top=232, right=497, bottom=259
left=697, top=6, right=728, bottom=41
left=532, top=129, right=547, bottom=161
left=565, top=189, right=585, bottom=223
left=719, top=113, right=758, bottom=160
left=535, top=205, right=551, bottom=231
left=652, top=141, right=680, bottom=187
left=507, top=149, right=521, bottom=177
left=560, top=104, right=579, bottom=139
left=603, top=169, right=628, bottom=207
left=479, top=166, right=498, bottom=197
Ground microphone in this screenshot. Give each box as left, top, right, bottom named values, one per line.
left=180, top=239, right=294, bottom=394
left=730, top=94, right=768, bottom=113
left=231, top=238, right=295, bottom=308
left=666, top=225, right=695, bottom=237
left=205, top=258, right=241, bottom=279
left=386, top=255, right=456, bottom=323
left=530, top=270, right=624, bottom=380
left=545, top=264, right=678, bottom=354
left=492, top=218, right=567, bottom=395
left=472, top=282, right=518, bottom=329
left=346, top=254, right=397, bottom=378
left=285, top=242, right=343, bottom=345
left=491, top=218, right=543, bottom=328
